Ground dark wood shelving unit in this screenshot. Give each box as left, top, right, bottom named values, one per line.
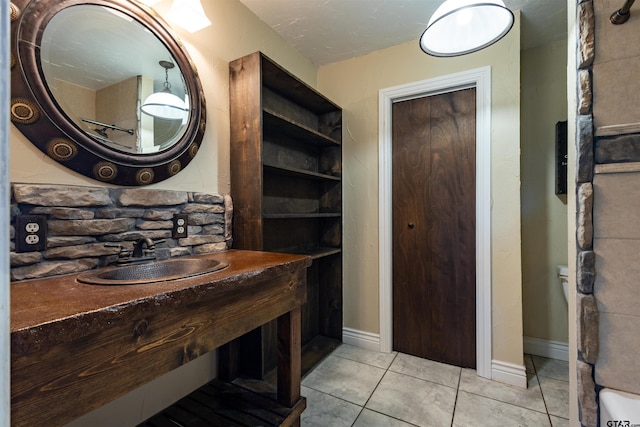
left=262, top=213, right=341, bottom=219
left=263, top=109, right=341, bottom=146
left=230, top=51, right=343, bottom=380
left=263, top=163, right=341, bottom=182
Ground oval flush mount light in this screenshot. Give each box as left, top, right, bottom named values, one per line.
left=420, top=0, right=514, bottom=57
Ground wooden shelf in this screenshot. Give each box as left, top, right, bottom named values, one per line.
left=261, top=59, right=339, bottom=115
left=268, top=247, right=342, bottom=261
left=263, top=213, right=341, bottom=219
left=138, top=378, right=306, bottom=427
left=264, top=109, right=341, bottom=147
left=263, top=163, right=341, bottom=182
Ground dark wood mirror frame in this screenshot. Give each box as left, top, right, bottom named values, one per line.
left=9, top=0, right=206, bottom=186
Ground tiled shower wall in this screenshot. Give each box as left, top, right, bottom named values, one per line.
left=592, top=0, right=640, bottom=400
left=576, top=0, right=640, bottom=426
left=9, top=183, right=232, bottom=282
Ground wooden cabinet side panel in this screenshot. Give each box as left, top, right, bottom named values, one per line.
left=230, top=52, right=264, bottom=250
left=319, top=255, right=343, bottom=339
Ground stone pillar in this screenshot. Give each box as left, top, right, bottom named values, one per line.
left=575, top=1, right=598, bottom=425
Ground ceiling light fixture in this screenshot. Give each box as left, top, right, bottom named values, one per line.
left=168, top=0, right=212, bottom=33
left=141, top=60, right=188, bottom=120
left=420, top=0, right=514, bottom=57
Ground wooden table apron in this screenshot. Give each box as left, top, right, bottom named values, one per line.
left=10, top=250, right=310, bottom=427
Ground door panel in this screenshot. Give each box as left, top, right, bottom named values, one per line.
left=392, top=88, right=476, bottom=368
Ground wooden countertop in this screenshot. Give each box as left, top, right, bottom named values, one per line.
left=11, top=249, right=311, bottom=426
left=11, top=249, right=311, bottom=356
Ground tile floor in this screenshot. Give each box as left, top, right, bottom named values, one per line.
left=301, top=344, right=569, bottom=427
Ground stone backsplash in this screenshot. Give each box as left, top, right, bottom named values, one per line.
left=9, top=184, right=232, bottom=281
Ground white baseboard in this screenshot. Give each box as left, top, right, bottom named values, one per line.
left=342, top=327, right=382, bottom=352
left=492, top=360, right=527, bottom=388
left=523, top=336, right=569, bottom=361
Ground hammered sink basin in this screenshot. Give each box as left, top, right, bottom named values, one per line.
left=77, top=258, right=229, bottom=285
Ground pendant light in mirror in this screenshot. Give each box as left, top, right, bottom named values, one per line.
left=420, top=0, right=514, bottom=57
left=141, top=60, right=188, bottom=120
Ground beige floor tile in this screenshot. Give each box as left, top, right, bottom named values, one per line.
left=550, top=415, right=570, bottom=427
left=539, top=376, right=570, bottom=419
left=301, top=386, right=362, bottom=427
left=353, top=408, right=418, bottom=427
left=453, top=391, right=551, bottom=427
left=389, top=353, right=461, bottom=389
left=303, top=346, right=570, bottom=427
left=459, top=368, right=547, bottom=413
left=365, top=371, right=456, bottom=427
left=302, top=355, right=386, bottom=406
left=532, top=356, right=569, bottom=382
left=332, top=344, right=398, bottom=369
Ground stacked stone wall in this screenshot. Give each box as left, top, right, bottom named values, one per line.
left=9, top=184, right=232, bottom=281
left=576, top=1, right=598, bottom=426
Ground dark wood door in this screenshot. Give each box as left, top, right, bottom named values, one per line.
left=392, top=88, right=476, bottom=368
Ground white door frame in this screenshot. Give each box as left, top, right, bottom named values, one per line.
left=378, top=66, right=492, bottom=379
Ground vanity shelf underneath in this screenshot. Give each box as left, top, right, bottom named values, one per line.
left=138, top=378, right=305, bottom=427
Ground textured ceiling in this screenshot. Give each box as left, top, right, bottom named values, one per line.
left=238, top=0, right=568, bottom=66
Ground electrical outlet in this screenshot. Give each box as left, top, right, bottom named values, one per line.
left=172, top=214, right=188, bottom=238
left=16, top=214, right=47, bottom=252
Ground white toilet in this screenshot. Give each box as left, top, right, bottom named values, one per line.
left=557, top=265, right=568, bottom=304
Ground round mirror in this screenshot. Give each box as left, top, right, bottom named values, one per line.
left=9, top=0, right=206, bottom=186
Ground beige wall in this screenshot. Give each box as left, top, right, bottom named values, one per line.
left=521, top=40, right=569, bottom=344
left=96, top=76, right=138, bottom=150
left=50, top=79, right=96, bottom=133
left=39, top=1, right=317, bottom=425
left=317, top=16, right=523, bottom=366
left=9, top=0, right=316, bottom=194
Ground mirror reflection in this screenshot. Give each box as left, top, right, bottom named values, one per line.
left=40, top=5, right=189, bottom=154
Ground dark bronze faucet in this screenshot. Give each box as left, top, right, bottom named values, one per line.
left=106, top=238, right=163, bottom=265
left=133, top=237, right=156, bottom=259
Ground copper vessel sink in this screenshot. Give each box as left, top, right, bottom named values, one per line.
left=77, top=258, right=228, bottom=285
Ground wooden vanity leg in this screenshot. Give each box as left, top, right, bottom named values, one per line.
left=277, top=307, right=302, bottom=425
left=217, top=340, right=239, bottom=382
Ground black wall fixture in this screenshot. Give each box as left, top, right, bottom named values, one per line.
left=555, top=121, right=568, bottom=195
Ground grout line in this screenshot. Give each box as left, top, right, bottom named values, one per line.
left=350, top=406, right=365, bottom=426
left=359, top=408, right=422, bottom=427
left=530, top=354, right=554, bottom=426
left=529, top=354, right=570, bottom=383
left=364, top=351, right=398, bottom=408
left=350, top=351, right=399, bottom=427
left=451, top=368, right=462, bottom=427
left=330, top=352, right=398, bottom=371
left=301, top=384, right=365, bottom=411
left=385, top=354, right=461, bottom=391
left=457, top=389, right=551, bottom=416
